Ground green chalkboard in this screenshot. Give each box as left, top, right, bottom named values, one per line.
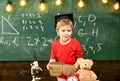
left=0, top=0, right=120, bottom=61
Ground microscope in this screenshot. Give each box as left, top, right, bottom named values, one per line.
left=30, top=54, right=42, bottom=81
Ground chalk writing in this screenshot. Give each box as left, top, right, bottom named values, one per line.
left=0, top=36, right=55, bottom=47
left=0, top=36, right=18, bottom=47
left=78, top=29, right=87, bottom=37
left=27, top=37, right=40, bottom=46
left=92, top=28, right=98, bottom=37
left=21, top=13, right=44, bottom=31
left=78, top=14, right=96, bottom=26
left=27, top=36, right=49, bottom=47
left=26, top=36, right=55, bottom=47
left=78, top=28, right=98, bottom=37
left=41, top=37, right=49, bottom=46
left=21, top=13, right=41, bottom=18
left=76, top=14, right=103, bottom=55
left=82, top=43, right=103, bottom=55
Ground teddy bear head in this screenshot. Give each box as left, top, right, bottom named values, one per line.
left=79, top=58, right=94, bottom=70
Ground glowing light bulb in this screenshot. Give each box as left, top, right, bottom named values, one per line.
left=55, top=0, right=62, bottom=6
left=38, top=0, right=48, bottom=13
left=39, top=2, right=46, bottom=11
left=78, top=0, right=85, bottom=8
left=20, top=0, right=27, bottom=7
left=113, top=2, right=119, bottom=10
left=101, top=0, right=108, bottom=4
left=5, top=3, right=14, bottom=13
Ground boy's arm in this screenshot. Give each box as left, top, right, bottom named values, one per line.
left=49, top=59, right=56, bottom=62
left=46, top=59, right=56, bottom=70
left=74, top=58, right=83, bottom=71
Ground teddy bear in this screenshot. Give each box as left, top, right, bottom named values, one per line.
left=76, top=58, right=99, bottom=81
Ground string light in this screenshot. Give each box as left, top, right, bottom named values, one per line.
left=101, top=0, right=108, bottom=4
left=78, top=0, right=85, bottom=8
left=3, top=0, right=120, bottom=14
left=38, top=0, right=47, bottom=12
left=5, top=0, right=14, bottom=13
left=19, top=0, right=27, bottom=7
left=113, top=1, right=120, bottom=10
left=55, top=0, right=62, bottom=6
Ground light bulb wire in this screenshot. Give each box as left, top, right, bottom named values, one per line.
left=7, top=0, right=12, bottom=4
left=40, top=0, right=44, bottom=3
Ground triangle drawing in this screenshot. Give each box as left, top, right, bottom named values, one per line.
left=1, top=16, right=20, bottom=35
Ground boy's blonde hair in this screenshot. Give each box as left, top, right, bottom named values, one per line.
left=56, top=19, right=74, bottom=32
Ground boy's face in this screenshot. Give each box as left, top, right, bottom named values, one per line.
left=57, top=25, right=72, bottom=43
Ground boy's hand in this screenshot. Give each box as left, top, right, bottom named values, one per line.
left=46, top=63, right=52, bottom=70
left=73, top=58, right=83, bottom=72
left=73, top=64, right=78, bottom=72
left=46, top=59, right=56, bottom=70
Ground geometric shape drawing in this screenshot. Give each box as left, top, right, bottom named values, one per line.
left=1, top=16, right=20, bottom=35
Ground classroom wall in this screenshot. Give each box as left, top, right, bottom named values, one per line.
left=0, top=61, right=120, bottom=81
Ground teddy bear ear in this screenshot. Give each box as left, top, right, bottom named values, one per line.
left=87, top=59, right=94, bottom=67
left=78, top=58, right=84, bottom=63
left=79, top=58, right=84, bottom=61
left=90, top=59, right=94, bottom=65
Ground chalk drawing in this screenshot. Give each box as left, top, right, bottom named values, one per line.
left=1, top=16, right=19, bottom=35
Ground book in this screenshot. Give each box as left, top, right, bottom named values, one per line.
left=49, top=62, right=74, bottom=76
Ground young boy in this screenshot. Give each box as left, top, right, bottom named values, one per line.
left=46, top=13, right=84, bottom=81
